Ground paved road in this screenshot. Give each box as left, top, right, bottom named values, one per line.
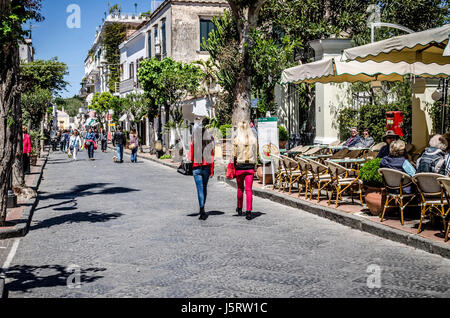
left=1, top=149, right=450, bottom=298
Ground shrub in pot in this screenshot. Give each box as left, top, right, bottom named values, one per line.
left=278, top=125, right=289, bottom=149
left=359, top=158, right=385, bottom=216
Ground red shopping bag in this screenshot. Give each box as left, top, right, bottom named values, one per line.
left=93, top=142, right=98, bottom=150
left=226, top=159, right=236, bottom=179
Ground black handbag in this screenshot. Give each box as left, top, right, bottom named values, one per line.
left=177, top=161, right=193, bottom=176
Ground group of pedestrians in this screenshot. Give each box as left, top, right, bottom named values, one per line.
left=189, top=119, right=257, bottom=221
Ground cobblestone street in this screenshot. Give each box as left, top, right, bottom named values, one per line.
left=1, top=150, right=450, bottom=298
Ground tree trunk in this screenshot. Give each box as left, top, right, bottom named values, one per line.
left=149, top=121, right=156, bottom=155
left=0, top=36, right=21, bottom=224
left=40, top=117, right=44, bottom=155
left=12, top=129, right=24, bottom=188
left=229, top=0, right=265, bottom=126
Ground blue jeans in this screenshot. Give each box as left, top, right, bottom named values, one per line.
left=193, top=166, right=210, bottom=209
left=116, top=144, right=124, bottom=162
left=131, top=146, right=138, bottom=163
left=88, top=143, right=95, bottom=158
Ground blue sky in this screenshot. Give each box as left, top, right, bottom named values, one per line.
left=31, top=0, right=155, bottom=98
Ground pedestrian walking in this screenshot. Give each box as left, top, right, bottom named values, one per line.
left=233, top=121, right=258, bottom=220
left=85, top=127, right=97, bottom=161
left=100, top=129, right=108, bottom=152
left=113, top=127, right=126, bottom=163
left=189, top=119, right=214, bottom=220
left=68, top=130, right=82, bottom=161
left=59, top=130, right=65, bottom=152
left=63, top=130, right=70, bottom=152
left=22, top=126, right=31, bottom=175
left=129, top=129, right=139, bottom=163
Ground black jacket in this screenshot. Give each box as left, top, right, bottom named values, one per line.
left=113, top=131, right=126, bottom=146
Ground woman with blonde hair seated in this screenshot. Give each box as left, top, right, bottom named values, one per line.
left=380, top=139, right=416, bottom=193
left=233, top=121, right=258, bottom=220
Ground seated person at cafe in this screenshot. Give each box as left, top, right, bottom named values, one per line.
left=377, top=130, right=400, bottom=158
left=355, top=129, right=374, bottom=148
left=380, top=140, right=416, bottom=193
left=344, top=127, right=362, bottom=147
left=416, top=134, right=448, bottom=175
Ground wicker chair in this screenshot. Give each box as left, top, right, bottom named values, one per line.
left=270, top=154, right=285, bottom=191
left=306, top=159, right=332, bottom=202
left=325, top=160, right=363, bottom=207
left=280, top=155, right=303, bottom=194
left=436, top=177, right=450, bottom=242
left=378, top=168, right=417, bottom=225
left=414, top=173, right=448, bottom=235
left=297, top=157, right=313, bottom=199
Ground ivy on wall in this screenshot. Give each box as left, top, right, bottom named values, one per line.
left=101, top=22, right=127, bottom=93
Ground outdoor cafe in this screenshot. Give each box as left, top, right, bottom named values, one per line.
left=266, top=24, right=450, bottom=243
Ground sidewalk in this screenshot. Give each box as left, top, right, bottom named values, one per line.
left=0, top=150, right=49, bottom=239
left=107, top=145, right=180, bottom=169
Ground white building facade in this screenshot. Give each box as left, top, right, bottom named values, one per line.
left=118, top=0, right=228, bottom=149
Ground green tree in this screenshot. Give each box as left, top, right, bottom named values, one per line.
left=21, top=88, right=52, bottom=131
left=54, top=95, right=84, bottom=117
left=90, top=92, right=113, bottom=128
left=0, top=0, right=43, bottom=223
left=20, top=58, right=69, bottom=95
left=225, top=0, right=266, bottom=125
left=138, top=57, right=202, bottom=152
left=122, top=92, right=149, bottom=131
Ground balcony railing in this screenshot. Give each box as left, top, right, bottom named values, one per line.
left=119, top=78, right=136, bottom=94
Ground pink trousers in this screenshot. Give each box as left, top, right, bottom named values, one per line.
left=236, top=169, right=255, bottom=212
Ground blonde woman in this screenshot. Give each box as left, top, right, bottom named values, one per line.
left=234, top=121, right=258, bottom=220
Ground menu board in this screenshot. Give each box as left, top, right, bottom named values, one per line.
left=258, top=117, right=279, bottom=162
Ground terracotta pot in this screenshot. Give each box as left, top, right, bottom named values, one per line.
left=363, top=185, right=386, bottom=216
left=279, top=140, right=287, bottom=149
left=257, top=165, right=273, bottom=184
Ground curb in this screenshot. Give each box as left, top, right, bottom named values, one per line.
left=218, top=176, right=450, bottom=259
left=107, top=145, right=179, bottom=170
left=0, top=153, right=49, bottom=240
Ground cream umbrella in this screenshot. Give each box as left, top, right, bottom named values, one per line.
left=343, top=24, right=450, bottom=65
left=281, top=57, right=450, bottom=85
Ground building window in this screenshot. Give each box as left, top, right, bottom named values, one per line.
left=129, top=62, right=134, bottom=80
left=161, top=20, right=167, bottom=55
left=200, top=19, right=217, bottom=50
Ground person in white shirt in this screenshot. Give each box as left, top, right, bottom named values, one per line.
left=69, top=130, right=82, bottom=160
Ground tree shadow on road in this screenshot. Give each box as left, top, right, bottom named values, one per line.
left=30, top=210, right=123, bottom=231
left=38, top=183, right=140, bottom=201
left=34, top=199, right=77, bottom=212
left=5, top=264, right=106, bottom=294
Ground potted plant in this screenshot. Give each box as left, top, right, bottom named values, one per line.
left=29, top=148, right=38, bottom=166
left=358, top=158, right=385, bottom=216
left=278, top=125, right=289, bottom=150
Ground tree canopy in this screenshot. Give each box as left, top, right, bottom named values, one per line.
left=20, top=58, right=69, bottom=95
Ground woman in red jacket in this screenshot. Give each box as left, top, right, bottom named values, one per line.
left=23, top=126, right=32, bottom=174
left=189, top=119, right=214, bottom=220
